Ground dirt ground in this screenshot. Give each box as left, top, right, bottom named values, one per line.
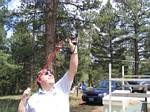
left=70, top=93, right=103, bottom=112
left=69, top=93, right=150, bottom=112
left=70, top=103, right=103, bottom=112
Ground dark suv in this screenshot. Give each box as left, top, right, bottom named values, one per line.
left=82, top=80, right=121, bottom=104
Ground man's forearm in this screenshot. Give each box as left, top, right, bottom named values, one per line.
left=18, top=99, right=26, bottom=112
left=18, top=88, right=31, bottom=112
left=68, top=45, right=78, bottom=80
left=70, top=52, right=78, bottom=73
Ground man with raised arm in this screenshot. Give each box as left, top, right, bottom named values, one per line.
left=18, top=39, right=78, bottom=112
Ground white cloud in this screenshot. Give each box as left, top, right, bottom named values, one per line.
left=8, top=0, right=21, bottom=10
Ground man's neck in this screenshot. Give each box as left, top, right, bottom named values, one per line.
left=41, top=83, right=54, bottom=92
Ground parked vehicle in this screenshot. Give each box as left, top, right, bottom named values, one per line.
left=126, top=81, right=150, bottom=93
left=124, top=80, right=150, bottom=93
left=81, top=80, right=121, bottom=104
left=139, top=81, right=150, bottom=91
left=127, top=81, right=143, bottom=93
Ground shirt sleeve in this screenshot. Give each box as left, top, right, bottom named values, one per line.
left=55, top=72, right=73, bottom=94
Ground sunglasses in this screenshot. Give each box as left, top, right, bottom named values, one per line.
left=44, top=71, right=53, bottom=76
left=36, top=69, right=54, bottom=83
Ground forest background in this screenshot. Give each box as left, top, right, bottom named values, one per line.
left=0, top=0, right=150, bottom=95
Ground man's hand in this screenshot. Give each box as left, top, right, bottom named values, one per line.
left=21, top=87, right=31, bottom=101
left=69, top=39, right=77, bottom=54
left=18, top=88, right=31, bottom=112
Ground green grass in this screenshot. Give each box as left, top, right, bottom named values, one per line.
left=0, top=95, right=20, bottom=100
left=0, top=95, right=20, bottom=112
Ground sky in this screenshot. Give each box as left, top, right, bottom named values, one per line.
left=7, top=0, right=21, bottom=38
left=8, top=0, right=111, bottom=10
left=8, top=0, right=21, bottom=10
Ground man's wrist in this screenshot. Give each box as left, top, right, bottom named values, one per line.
left=70, top=48, right=78, bottom=54
left=70, top=45, right=78, bottom=54
left=71, top=51, right=78, bottom=54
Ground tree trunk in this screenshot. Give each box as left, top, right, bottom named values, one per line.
left=133, top=21, right=139, bottom=75
left=133, top=39, right=139, bottom=75
left=45, top=0, right=58, bottom=69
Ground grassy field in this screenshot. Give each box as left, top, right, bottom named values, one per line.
left=0, top=95, right=20, bottom=112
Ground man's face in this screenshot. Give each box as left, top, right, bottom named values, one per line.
left=37, top=69, right=55, bottom=85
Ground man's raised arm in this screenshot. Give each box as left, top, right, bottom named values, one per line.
left=67, top=39, right=78, bottom=80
